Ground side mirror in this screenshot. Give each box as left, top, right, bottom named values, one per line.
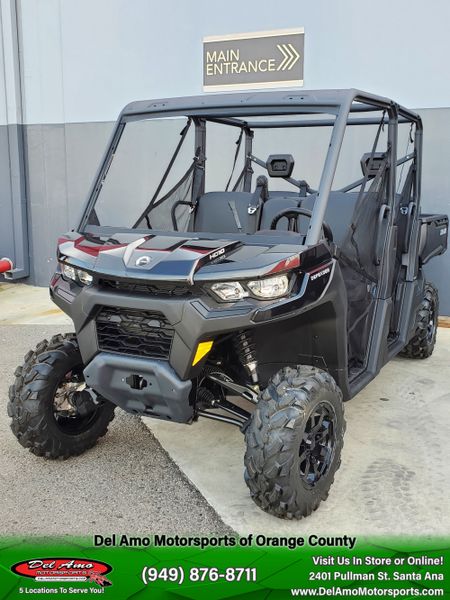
left=361, top=152, right=387, bottom=179
left=266, top=154, right=295, bottom=178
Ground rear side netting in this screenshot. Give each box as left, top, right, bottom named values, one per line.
left=339, top=155, right=389, bottom=370
left=139, top=164, right=195, bottom=231
left=230, top=156, right=254, bottom=192
left=133, top=119, right=197, bottom=232
left=231, top=167, right=246, bottom=192
left=226, top=128, right=253, bottom=193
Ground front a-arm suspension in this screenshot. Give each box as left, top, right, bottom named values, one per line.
left=194, top=369, right=257, bottom=431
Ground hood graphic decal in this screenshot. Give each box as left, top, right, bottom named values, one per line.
left=57, top=231, right=308, bottom=283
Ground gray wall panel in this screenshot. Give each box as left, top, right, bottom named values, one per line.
left=64, top=122, right=114, bottom=225
left=0, top=126, right=14, bottom=257
left=0, top=124, right=29, bottom=278
left=24, top=122, right=112, bottom=283
left=25, top=124, right=69, bottom=284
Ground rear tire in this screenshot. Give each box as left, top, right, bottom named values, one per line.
left=400, top=282, right=438, bottom=359
left=244, top=366, right=345, bottom=519
left=8, top=334, right=115, bottom=459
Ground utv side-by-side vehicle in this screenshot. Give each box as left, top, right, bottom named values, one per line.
left=9, top=89, right=448, bottom=519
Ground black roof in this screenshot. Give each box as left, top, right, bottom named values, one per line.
left=121, top=89, right=420, bottom=122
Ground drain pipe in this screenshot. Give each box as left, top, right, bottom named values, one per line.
left=0, top=1, right=30, bottom=280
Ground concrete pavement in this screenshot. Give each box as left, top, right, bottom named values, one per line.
left=0, top=289, right=231, bottom=535
left=0, top=283, right=71, bottom=325
left=144, top=333, right=450, bottom=535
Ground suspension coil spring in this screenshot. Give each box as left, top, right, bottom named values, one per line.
left=234, top=330, right=256, bottom=363
left=234, top=330, right=258, bottom=384
left=196, top=385, right=216, bottom=409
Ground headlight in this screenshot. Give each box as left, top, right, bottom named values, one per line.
left=77, top=270, right=93, bottom=285
left=210, top=281, right=248, bottom=301
left=209, top=274, right=290, bottom=302
left=61, top=263, right=93, bottom=286
left=62, top=264, right=77, bottom=281
left=247, top=275, right=289, bottom=299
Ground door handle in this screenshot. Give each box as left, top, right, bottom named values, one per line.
left=375, top=204, right=391, bottom=265
left=402, top=201, right=416, bottom=253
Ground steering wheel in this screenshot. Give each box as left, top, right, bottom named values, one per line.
left=270, top=207, right=333, bottom=242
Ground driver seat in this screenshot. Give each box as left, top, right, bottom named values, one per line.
left=258, top=194, right=302, bottom=231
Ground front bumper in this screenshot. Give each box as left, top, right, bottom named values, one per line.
left=83, top=352, right=193, bottom=422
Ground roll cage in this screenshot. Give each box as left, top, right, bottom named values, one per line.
left=79, top=89, right=422, bottom=253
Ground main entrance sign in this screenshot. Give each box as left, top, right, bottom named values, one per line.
left=203, top=28, right=304, bottom=91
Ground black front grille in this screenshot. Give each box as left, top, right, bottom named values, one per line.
left=96, top=307, right=173, bottom=360
left=99, top=278, right=193, bottom=297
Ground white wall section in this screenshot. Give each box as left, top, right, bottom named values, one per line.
left=0, top=0, right=22, bottom=125
left=15, top=0, right=450, bottom=125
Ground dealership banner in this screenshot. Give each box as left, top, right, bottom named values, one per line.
left=0, top=535, right=448, bottom=598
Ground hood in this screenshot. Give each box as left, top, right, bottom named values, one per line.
left=57, top=232, right=303, bottom=283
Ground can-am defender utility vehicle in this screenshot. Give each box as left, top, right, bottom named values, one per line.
left=9, top=90, right=448, bottom=519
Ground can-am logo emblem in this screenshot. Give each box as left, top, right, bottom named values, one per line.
left=11, top=557, right=112, bottom=587
left=135, top=255, right=152, bottom=267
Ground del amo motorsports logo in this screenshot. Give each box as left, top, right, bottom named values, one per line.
left=203, top=28, right=304, bottom=91
left=11, top=557, right=112, bottom=587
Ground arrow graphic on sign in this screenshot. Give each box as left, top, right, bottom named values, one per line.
left=277, top=43, right=300, bottom=71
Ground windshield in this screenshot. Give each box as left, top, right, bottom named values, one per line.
left=85, top=112, right=334, bottom=232
left=92, top=116, right=195, bottom=230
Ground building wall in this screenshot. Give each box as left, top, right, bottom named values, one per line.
left=1, top=0, right=450, bottom=310
left=17, top=0, right=450, bottom=122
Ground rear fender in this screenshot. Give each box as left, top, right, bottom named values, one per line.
left=418, top=214, right=448, bottom=265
